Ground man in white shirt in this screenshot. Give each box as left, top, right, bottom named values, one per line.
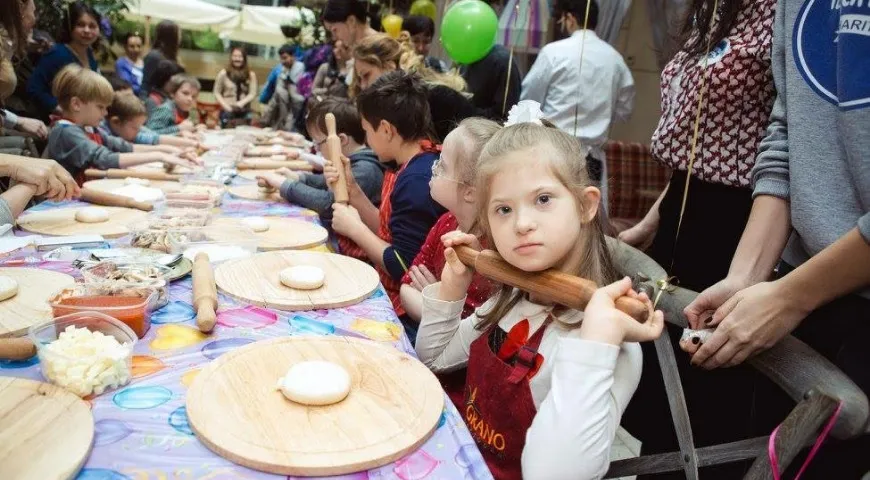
left=521, top=0, right=635, bottom=203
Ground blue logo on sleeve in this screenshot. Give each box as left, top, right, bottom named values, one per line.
left=794, top=0, right=870, bottom=110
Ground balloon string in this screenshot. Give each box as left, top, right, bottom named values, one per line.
left=669, top=0, right=719, bottom=272
left=502, top=1, right=521, bottom=117
left=572, top=0, right=593, bottom=137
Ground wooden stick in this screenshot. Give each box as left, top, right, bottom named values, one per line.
left=0, top=337, right=36, bottom=361
left=84, top=168, right=182, bottom=182
left=454, top=246, right=650, bottom=323
left=192, top=252, right=217, bottom=333
left=236, top=160, right=313, bottom=171
left=324, top=113, right=349, bottom=204
left=79, top=188, right=154, bottom=212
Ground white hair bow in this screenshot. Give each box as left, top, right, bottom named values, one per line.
left=505, top=100, right=545, bottom=127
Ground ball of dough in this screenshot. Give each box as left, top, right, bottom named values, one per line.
left=0, top=275, right=18, bottom=302
left=241, top=216, right=270, bottom=232
left=75, top=207, right=110, bottom=223
left=280, top=265, right=325, bottom=290
left=276, top=361, right=351, bottom=406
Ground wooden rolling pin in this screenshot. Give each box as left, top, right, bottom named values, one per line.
left=454, top=246, right=650, bottom=323
left=324, top=113, right=349, bottom=203
left=80, top=188, right=154, bottom=212
left=84, top=168, right=181, bottom=182
left=236, top=160, right=313, bottom=171
left=0, top=337, right=36, bottom=361
left=192, top=252, right=217, bottom=333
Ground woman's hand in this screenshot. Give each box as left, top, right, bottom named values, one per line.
left=579, top=277, right=664, bottom=345
left=4, top=157, right=79, bottom=201
left=438, top=230, right=478, bottom=302
left=16, top=117, right=48, bottom=139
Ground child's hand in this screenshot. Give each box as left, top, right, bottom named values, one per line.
left=195, top=124, right=208, bottom=133
left=438, top=230, right=476, bottom=301
left=178, top=120, right=195, bottom=132
left=285, top=149, right=300, bottom=160
left=179, top=131, right=200, bottom=140
left=331, top=203, right=363, bottom=236
left=156, top=145, right=181, bottom=155
left=408, top=265, right=438, bottom=291
left=324, top=155, right=359, bottom=195
left=256, top=173, right=286, bottom=191
left=275, top=167, right=300, bottom=182
left=580, top=277, right=664, bottom=346
left=159, top=153, right=198, bottom=169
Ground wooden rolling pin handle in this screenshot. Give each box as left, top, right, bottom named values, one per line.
left=83, top=169, right=109, bottom=179
left=80, top=188, right=154, bottom=212
left=325, top=113, right=349, bottom=204
left=192, top=252, right=218, bottom=333
left=84, top=168, right=181, bottom=182
left=453, top=246, right=650, bottom=323
left=0, top=337, right=36, bottom=361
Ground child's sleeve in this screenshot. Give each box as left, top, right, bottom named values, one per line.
left=279, top=178, right=334, bottom=217
left=101, top=131, right=134, bottom=153
left=383, top=173, right=446, bottom=281
left=299, top=172, right=327, bottom=189
left=522, top=339, right=642, bottom=480
left=50, top=127, right=120, bottom=172
left=145, top=105, right=180, bottom=135
left=415, top=283, right=490, bottom=372
left=136, top=126, right=161, bottom=145
left=352, top=162, right=385, bottom=207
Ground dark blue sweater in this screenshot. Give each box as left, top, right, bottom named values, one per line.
left=27, top=44, right=98, bottom=115
left=382, top=151, right=447, bottom=281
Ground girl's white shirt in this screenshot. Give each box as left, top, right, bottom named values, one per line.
left=416, top=283, right=642, bottom=480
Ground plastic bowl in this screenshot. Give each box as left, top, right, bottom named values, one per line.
left=49, top=285, right=158, bottom=339
left=79, top=261, right=171, bottom=309
left=167, top=225, right=258, bottom=264
left=28, top=312, right=136, bottom=397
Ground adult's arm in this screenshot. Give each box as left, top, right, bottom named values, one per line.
left=237, top=71, right=258, bottom=109
left=212, top=70, right=232, bottom=111
left=26, top=50, right=63, bottom=113
left=520, top=49, right=551, bottom=103
left=0, top=184, right=37, bottom=223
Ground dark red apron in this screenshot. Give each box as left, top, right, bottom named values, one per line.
left=463, top=318, right=548, bottom=480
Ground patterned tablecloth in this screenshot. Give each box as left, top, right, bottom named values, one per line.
left=0, top=188, right=491, bottom=480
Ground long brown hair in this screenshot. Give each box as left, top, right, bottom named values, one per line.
left=226, top=47, right=250, bottom=85
left=680, top=0, right=742, bottom=57
left=474, top=124, right=617, bottom=330
left=153, top=20, right=180, bottom=61
left=0, top=0, right=27, bottom=57
left=351, top=32, right=466, bottom=97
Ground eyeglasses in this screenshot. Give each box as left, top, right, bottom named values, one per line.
left=431, top=155, right=468, bottom=185
left=314, top=138, right=328, bottom=151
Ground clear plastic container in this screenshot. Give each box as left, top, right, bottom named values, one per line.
left=28, top=312, right=137, bottom=397
left=167, top=225, right=258, bottom=264
left=129, top=208, right=212, bottom=232
left=163, top=197, right=216, bottom=210
left=79, top=261, right=171, bottom=309
left=49, top=285, right=158, bottom=339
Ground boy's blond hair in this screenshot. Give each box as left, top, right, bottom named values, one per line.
left=108, top=92, right=147, bottom=122
left=167, top=74, right=201, bottom=94
left=52, top=64, right=114, bottom=109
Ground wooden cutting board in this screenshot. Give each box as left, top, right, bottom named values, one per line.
left=0, top=377, right=94, bottom=480
left=17, top=206, right=149, bottom=238
left=0, top=268, right=76, bottom=336
left=228, top=184, right=283, bottom=202
left=214, top=251, right=379, bottom=311
left=83, top=178, right=183, bottom=194
left=211, top=217, right=328, bottom=251
left=186, top=336, right=443, bottom=476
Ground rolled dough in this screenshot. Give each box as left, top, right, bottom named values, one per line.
left=279, top=265, right=324, bottom=290
left=276, top=361, right=351, bottom=406
left=242, top=217, right=270, bottom=232
left=0, top=275, right=18, bottom=301
left=75, top=207, right=110, bottom=223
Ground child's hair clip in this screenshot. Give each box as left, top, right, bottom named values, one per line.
left=505, top=100, right=545, bottom=127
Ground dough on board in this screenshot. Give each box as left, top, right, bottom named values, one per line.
left=75, top=207, right=110, bottom=223
left=241, top=216, right=270, bottom=232
left=276, top=360, right=351, bottom=406
left=0, top=275, right=19, bottom=301
left=279, top=265, right=325, bottom=290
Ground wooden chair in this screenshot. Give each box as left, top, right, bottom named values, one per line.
left=604, top=239, right=870, bottom=479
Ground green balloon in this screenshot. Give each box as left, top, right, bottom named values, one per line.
left=440, top=0, right=498, bottom=65
left=410, top=0, right=437, bottom=20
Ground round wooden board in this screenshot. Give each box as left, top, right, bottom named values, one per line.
left=83, top=178, right=183, bottom=194
left=211, top=217, right=328, bottom=251
left=17, top=206, right=150, bottom=238
left=0, top=268, right=76, bottom=336
left=186, top=336, right=444, bottom=476
left=237, top=169, right=277, bottom=180
left=0, top=377, right=94, bottom=480
left=214, top=251, right=379, bottom=311
left=228, top=184, right=283, bottom=202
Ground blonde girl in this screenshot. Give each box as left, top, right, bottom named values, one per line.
left=351, top=33, right=481, bottom=141
left=415, top=122, right=664, bottom=479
